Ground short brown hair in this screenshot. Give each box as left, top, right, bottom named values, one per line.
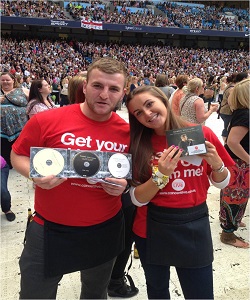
left=86, top=57, right=127, bottom=87
left=175, top=75, right=189, bottom=89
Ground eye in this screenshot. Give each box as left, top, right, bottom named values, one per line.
left=135, top=111, right=142, bottom=117
left=110, top=87, right=120, bottom=92
left=92, top=83, right=102, bottom=89
left=146, top=101, right=153, bottom=108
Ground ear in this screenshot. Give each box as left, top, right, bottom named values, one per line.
left=83, top=80, right=87, bottom=94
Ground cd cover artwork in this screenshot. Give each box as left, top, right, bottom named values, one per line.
left=166, top=125, right=207, bottom=157
left=30, top=147, right=132, bottom=179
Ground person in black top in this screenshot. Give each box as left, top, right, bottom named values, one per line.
left=219, top=78, right=250, bottom=248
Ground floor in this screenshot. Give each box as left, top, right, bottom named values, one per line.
left=1, top=108, right=249, bottom=300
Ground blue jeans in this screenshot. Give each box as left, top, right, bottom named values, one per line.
left=1, top=164, right=11, bottom=213
left=220, top=113, right=232, bottom=138
left=134, top=234, right=214, bottom=299
left=20, top=221, right=116, bottom=299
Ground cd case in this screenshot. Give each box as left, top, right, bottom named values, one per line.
left=166, top=125, right=207, bottom=157
left=30, top=147, right=132, bottom=179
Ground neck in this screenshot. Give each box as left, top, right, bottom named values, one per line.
left=2, top=87, right=13, bottom=93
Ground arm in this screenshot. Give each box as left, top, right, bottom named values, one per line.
left=132, top=145, right=182, bottom=204
left=227, top=126, right=250, bottom=164
left=195, top=99, right=217, bottom=124
left=22, top=87, right=30, bottom=99
left=200, top=141, right=229, bottom=183
left=10, top=150, right=67, bottom=189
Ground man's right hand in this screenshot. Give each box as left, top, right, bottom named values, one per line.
left=32, top=175, right=67, bottom=190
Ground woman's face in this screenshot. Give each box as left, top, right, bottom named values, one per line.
left=128, top=92, right=168, bottom=135
left=39, top=80, right=51, bottom=95
left=0, top=74, right=14, bottom=90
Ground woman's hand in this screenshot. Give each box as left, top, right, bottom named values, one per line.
left=199, top=141, right=223, bottom=169
left=158, top=145, right=182, bottom=176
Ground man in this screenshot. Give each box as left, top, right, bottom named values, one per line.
left=11, top=57, right=131, bottom=299
left=178, top=134, right=194, bottom=156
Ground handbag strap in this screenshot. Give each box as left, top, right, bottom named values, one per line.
left=180, top=94, right=198, bottom=112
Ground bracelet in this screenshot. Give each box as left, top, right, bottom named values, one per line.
left=152, top=166, right=169, bottom=189
left=211, top=162, right=225, bottom=173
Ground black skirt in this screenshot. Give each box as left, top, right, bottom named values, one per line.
left=146, top=202, right=213, bottom=268
left=39, top=210, right=124, bottom=277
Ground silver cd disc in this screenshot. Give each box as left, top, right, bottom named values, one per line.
left=108, top=153, right=130, bottom=178
left=32, top=148, right=65, bottom=176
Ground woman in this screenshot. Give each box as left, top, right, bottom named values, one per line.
left=217, top=76, right=227, bottom=103
left=219, top=78, right=250, bottom=248
left=155, top=74, right=175, bottom=100
left=68, top=75, right=86, bottom=104
left=170, top=74, right=189, bottom=115
left=129, top=76, right=139, bottom=92
left=203, top=75, right=217, bottom=110
left=180, top=78, right=218, bottom=125
left=0, top=72, right=29, bottom=167
left=22, top=75, right=32, bottom=89
left=59, top=77, right=70, bottom=107
left=126, top=86, right=234, bottom=299
left=219, top=72, right=248, bottom=143
left=26, top=79, right=57, bottom=118
left=219, top=73, right=237, bottom=142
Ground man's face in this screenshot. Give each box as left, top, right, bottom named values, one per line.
left=83, top=69, right=125, bottom=121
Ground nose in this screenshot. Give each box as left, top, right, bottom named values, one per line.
left=99, top=87, right=109, bottom=99
left=143, top=108, right=152, bottom=117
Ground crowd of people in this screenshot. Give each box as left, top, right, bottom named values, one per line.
left=1, top=0, right=249, bottom=32
left=1, top=52, right=249, bottom=300
left=1, top=37, right=249, bottom=90
left=0, top=5, right=249, bottom=296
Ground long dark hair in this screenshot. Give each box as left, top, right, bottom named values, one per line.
left=126, top=85, right=188, bottom=185
left=27, top=80, right=52, bottom=115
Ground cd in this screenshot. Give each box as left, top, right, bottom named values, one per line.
left=108, top=153, right=130, bottom=178
left=32, top=148, right=65, bottom=176
left=73, top=151, right=100, bottom=177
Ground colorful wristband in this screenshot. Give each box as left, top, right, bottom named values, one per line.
left=152, top=166, right=169, bottom=189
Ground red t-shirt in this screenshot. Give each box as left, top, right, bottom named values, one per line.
left=133, top=126, right=235, bottom=238
left=12, top=104, right=130, bottom=226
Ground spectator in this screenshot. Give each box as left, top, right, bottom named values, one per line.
left=68, top=75, right=86, bottom=104
left=219, top=73, right=237, bottom=143
left=180, top=78, right=218, bottom=125
left=155, top=74, right=175, bottom=100
left=129, top=76, right=139, bottom=92
left=170, top=74, right=189, bottom=115
left=26, top=79, right=57, bottom=119
left=219, top=78, right=249, bottom=248
left=203, top=75, right=217, bottom=110
left=0, top=72, right=29, bottom=167
left=22, top=75, right=32, bottom=89
left=220, top=72, right=248, bottom=142
left=59, top=77, right=70, bottom=107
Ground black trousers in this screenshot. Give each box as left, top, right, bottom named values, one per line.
left=111, top=193, right=136, bottom=279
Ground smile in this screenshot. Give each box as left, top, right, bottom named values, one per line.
left=148, top=114, right=158, bottom=122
